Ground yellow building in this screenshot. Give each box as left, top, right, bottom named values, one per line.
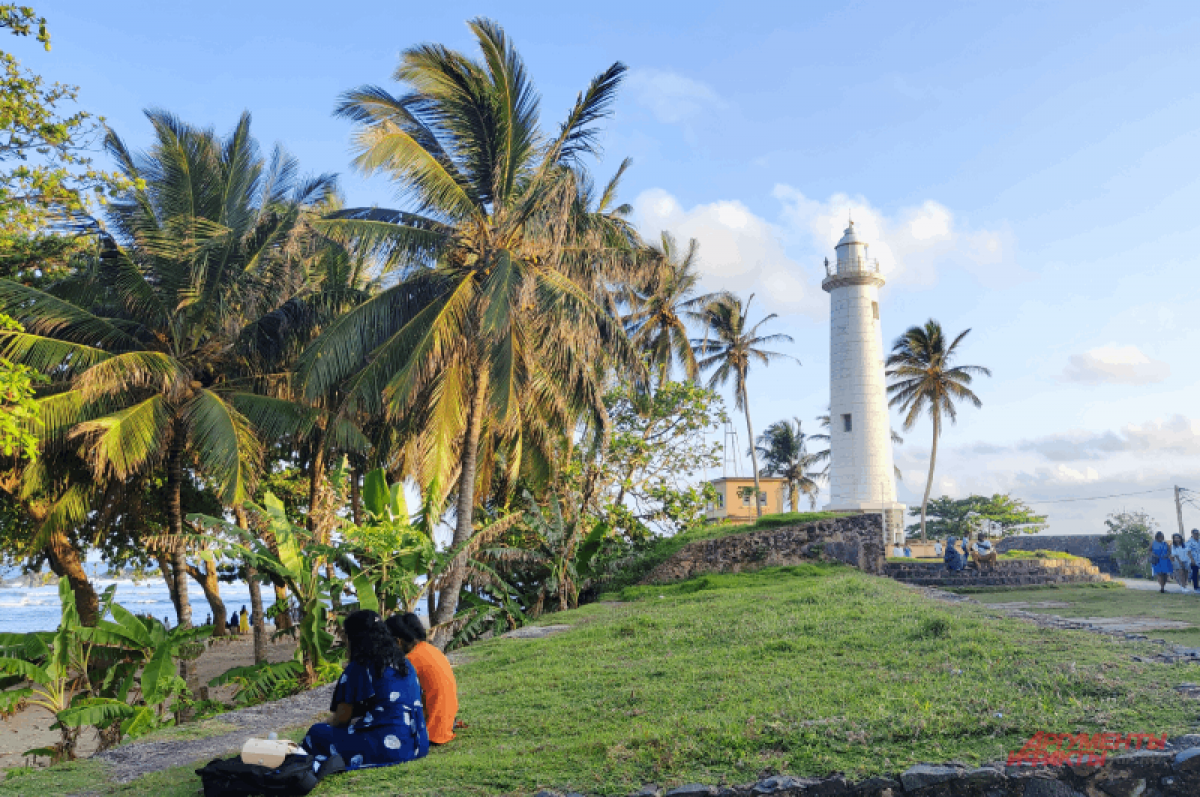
left=704, top=477, right=789, bottom=524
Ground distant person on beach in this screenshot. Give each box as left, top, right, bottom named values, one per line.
left=944, top=537, right=966, bottom=572
left=387, top=613, right=459, bottom=745
left=1151, top=531, right=1173, bottom=593
left=229, top=613, right=239, bottom=634
left=934, top=541, right=944, bottom=557
left=302, top=610, right=428, bottom=770
left=239, top=606, right=250, bottom=634
left=1188, top=529, right=1200, bottom=591
left=1171, top=533, right=1191, bottom=592
left=205, top=614, right=211, bottom=627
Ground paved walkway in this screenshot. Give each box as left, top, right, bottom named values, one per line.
left=1117, top=578, right=1200, bottom=593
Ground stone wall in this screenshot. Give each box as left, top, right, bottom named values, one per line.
left=996, top=534, right=1118, bottom=575
left=640, top=514, right=885, bottom=585
left=885, top=559, right=1110, bottom=588
left=545, top=737, right=1200, bottom=796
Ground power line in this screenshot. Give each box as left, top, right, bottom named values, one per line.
left=1022, top=488, right=1173, bottom=505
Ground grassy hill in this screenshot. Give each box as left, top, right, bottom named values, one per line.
left=16, top=563, right=1196, bottom=797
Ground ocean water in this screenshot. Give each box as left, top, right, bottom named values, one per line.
left=0, top=574, right=257, bottom=634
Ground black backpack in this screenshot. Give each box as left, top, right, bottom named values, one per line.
left=196, top=752, right=346, bottom=797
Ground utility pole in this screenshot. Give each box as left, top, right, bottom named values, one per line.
left=1177, top=485, right=1188, bottom=538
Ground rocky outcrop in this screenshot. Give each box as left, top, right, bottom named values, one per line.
left=640, top=514, right=885, bottom=585
left=997, top=534, right=1118, bottom=575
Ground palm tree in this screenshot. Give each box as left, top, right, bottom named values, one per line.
left=811, top=406, right=904, bottom=482
left=754, top=418, right=821, bottom=511
left=885, top=320, right=991, bottom=539
left=690, top=293, right=795, bottom=519
left=297, top=19, right=642, bottom=625
left=0, top=111, right=337, bottom=630
left=623, top=231, right=713, bottom=385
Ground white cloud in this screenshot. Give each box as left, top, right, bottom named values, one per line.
left=633, top=188, right=825, bottom=317
left=773, top=188, right=1022, bottom=290
left=625, top=69, right=723, bottom=124
left=890, top=414, right=1200, bottom=534
left=633, top=186, right=1023, bottom=316
left=1060, top=344, right=1172, bottom=385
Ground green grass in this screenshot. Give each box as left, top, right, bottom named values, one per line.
left=595, top=511, right=842, bottom=593
left=19, top=567, right=1200, bottom=796
left=971, top=583, right=1200, bottom=647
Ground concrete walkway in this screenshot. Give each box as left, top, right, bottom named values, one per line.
left=1117, top=578, right=1200, bottom=593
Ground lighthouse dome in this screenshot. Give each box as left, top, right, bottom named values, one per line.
left=836, top=221, right=865, bottom=249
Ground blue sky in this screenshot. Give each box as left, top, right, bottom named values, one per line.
left=30, top=0, right=1200, bottom=535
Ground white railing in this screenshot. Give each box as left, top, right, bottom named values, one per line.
left=828, top=256, right=880, bottom=276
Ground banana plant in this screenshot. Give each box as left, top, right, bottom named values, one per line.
left=191, top=492, right=338, bottom=684
left=341, top=468, right=436, bottom=613
left=0, top=579, right=207, bottom=760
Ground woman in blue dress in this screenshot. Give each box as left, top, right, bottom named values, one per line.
left=302, top=610, right=429, bottom=770
left=944, top=536, right=966, bottom=572
left=1151, top=531, right=1174, bottom=593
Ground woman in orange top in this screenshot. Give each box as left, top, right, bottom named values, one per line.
left=386, top=613, right=458, bottom=744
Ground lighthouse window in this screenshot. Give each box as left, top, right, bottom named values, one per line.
left=843, top=414, right=853, bottom=432
left=872, top=301, right=879, bottom=319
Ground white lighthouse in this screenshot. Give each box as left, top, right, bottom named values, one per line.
left=821, top=220, right=906, bottom=544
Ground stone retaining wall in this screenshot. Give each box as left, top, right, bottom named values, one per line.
left=534, top=736, right=1200, bottom=796
left=640, top=514, right=885, bottom=584
left=885, top=559, right=1110, bottom=588
left=996, top=534, right=1118, bottom=575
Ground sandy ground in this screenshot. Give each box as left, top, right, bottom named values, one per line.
left=0, top=630, right=297, bottom=769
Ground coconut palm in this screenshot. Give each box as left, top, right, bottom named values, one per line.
left=623, top=231, right=713, bottom=385
left=297, top=19, right=642, bottom=625
left=754, top=418, right=821, bottom=511
left=811, top=406, right=904, bottom=482
left=690, top=293, right=795, bottom=519
left=0, top=110, right=337, bottom=630
left=885, top=320, right=991, bottom=539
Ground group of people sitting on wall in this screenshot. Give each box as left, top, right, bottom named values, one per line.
left=1151, top=529, right=1200, bottom=594
left=301, top=610, right=459, bottom=771
left=942, top=534, right=997, bottom=572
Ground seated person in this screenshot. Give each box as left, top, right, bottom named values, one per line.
left=891, top=545, right=903, bottom=557
left=387, top=613, right=459, bottom=745
left=934, top=541, right=944, bottom=556
left=303, top=610, right=429, bottom=770
left=970, top=535, right=998, bottom=569
left=943, top=537, right=966, bottom=572
left=902, top=545, right=913, bottom=558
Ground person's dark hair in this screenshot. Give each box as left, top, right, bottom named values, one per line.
left=344, top=610, right=408, bottom=678
left=1155, top=531, right=1165, bottom=541
left=385, top=613, right=428, bottom=647
left=1174, top=533, right=1185, bottom=544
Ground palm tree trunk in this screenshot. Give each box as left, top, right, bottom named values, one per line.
left=741, top=382, right=763, bottom=519
left=234, top=506, right=267, bottom=665
left=187, top=562, right=226, bottom=637
left=165, top=438, right=192, bottom=630
left=920, top=412, right=940, bottom=541
left=349, top=466, right=362, bottom=526
left=46, top=530, right=99, bottom=626
left=789, top=483, right=799, bottom=514
left=433, top=372, right=488, bottom=627
left=307, top=436, right=325, bottom=539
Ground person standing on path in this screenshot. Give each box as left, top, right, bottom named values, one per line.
left=1171, top=533, right=1191, bottom=592
left=1187, top=529, right=1200, bottom=592
left=1152, top=531, right=1173, bottom=593
left=239, top=605, right=250, bottom=634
